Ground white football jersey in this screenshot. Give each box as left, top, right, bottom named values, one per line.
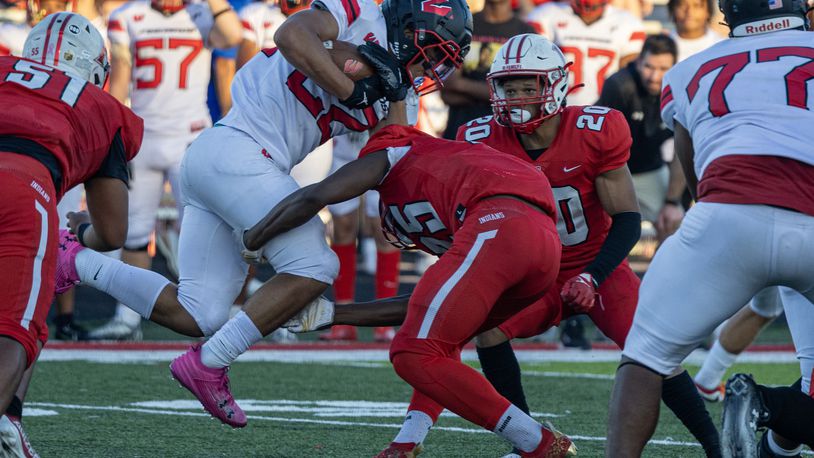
left=670, top=29, right=724, bottom=62
left=528, top=2, right=645, bottom=106
left=220, top=0, right=389, bottom=173
left=0, top=22, right=29, bottom=56
left=239, top=2, right=286, bottom=48
left=108, top=2, right=214, bottom=133
left=661, top=30, right=814, bottom=180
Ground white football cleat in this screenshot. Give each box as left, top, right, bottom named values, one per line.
left=0, top=415, right=39, bottom=458
left=283, top=296, right=334, bottom=333
left=87, top=319, right=143, bottom=341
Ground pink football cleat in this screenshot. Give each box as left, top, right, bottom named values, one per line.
left=55, top=229, right=84, bottom=294
left=169, top=344, right=247, bottom=428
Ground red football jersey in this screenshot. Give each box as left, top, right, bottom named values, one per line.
left=457, top=106, right=631, bottom=271
left=0, top=56, right=143, bottom=197
left=360, top=125, right=557, bottom=256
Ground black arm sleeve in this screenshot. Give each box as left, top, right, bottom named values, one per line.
left=584, top=211, right=641, bottom=285
left=92, top=129, right=130, bottom=185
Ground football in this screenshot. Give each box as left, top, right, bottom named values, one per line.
left=323, top=39, right=375, bottom=81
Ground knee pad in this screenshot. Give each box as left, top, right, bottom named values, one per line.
left=749, top=287, right=784, bottom=319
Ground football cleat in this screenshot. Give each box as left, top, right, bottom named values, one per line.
left=721, top=373, right=769, bottom=458
left=758, top=431, right=802, bottom=458
left=87, top=319, right=142, bottom=341
left=374, top=442, right=423, bottom=458
left=55, top=229, right=84, bottom=294
left=170, top=344, right=247, bottom=428
left=54, top=321, right=89, bottom=341
left=0, top=415, right=39, bottom=458
left=521, top=423, right=577, bottom=458
left=283, top=296, right=335, bottom=333
left=319, top=325, right=357, bottom=341
left=695, top=380, right=726, bottom=403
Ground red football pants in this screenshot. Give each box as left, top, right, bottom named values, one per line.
left=0, top=153, right=58, bottom=366
left=389, top=198, right=561, bottom=431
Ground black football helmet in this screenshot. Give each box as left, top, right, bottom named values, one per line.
left=382, top=0, right=473, bottom=95
left=719, top=0, right=809, bottom=37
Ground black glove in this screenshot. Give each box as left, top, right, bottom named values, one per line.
left=357, top=42, right=409, bottom=102
left=340, top=76, right=385, bottom=109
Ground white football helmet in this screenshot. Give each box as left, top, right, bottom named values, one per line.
left=23, top=12, right=109, bottom=88
left=487, top=34, right=571, bottom=134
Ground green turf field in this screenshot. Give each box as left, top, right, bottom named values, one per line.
left=21, top=357, right=804, bottom=457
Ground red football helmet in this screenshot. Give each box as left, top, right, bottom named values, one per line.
left=151, top=0, right=185, bottom=15
left=570, top=0, right=609, bottom=17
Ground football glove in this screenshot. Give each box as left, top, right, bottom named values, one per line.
left=560, top=272, right=598, bottom=313
left=238, top=229, right=267, bottom=265
left=357, top=42, right=409, bottom=102
left=340, top=75, right=386, bottom=109
left=283, top=296, right=335, bottom=332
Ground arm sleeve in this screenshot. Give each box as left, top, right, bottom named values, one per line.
left=584, top=211, right=641, bottom=285
left=660, top=70, right=680, bottom=131
left=593, top=109, right=632, bottom=174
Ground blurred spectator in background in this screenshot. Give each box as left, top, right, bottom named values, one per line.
left=89, top=0, right=240, bottom=340
left=611, top=0, right=653, bottom=19
left=440, top=0, right=533, bottom=139
left=667, top=0, right=722, bottom=62
left=598, top=34, right=683, bottom=242
left=528, top=0, right=645, bottom=107
left=321, top=132, right=400, bottom=342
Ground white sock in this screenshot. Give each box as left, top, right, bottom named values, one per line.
left=113, top=304, right=142, bottom=327
left=75, top=249, right=170, bottom=319
left=393, top=410, right=433, bottom=444
left=768, top=431, right=803, bottom=456
left=200, top=311, right=262, bottom=368
left=493, top=404, right=543, bottom=453
left=694, top=340, right=738, bottom=389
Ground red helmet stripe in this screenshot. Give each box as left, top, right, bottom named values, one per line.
left=40, top=12, right=60, bottom=64
left=503, top=36, right=516, bottom=65
left=514, top=34, right=527, bottom=63
left=52, top=12, right=73, bottom=66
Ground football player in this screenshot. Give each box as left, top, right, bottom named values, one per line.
left=86, top=0, right=242, bottom=341
left=527, top=0, right=645, bottom=106
left=236, top=0, right=304, bottom=69
left=58, top=0, right=472, bottom=428
left=243, top=99, right=576, bottom=457
left=606, top=0, right=814, bottom=455
left=283, top=34, right=721, bottom=458
left=0, top=11, right=142, bottom=455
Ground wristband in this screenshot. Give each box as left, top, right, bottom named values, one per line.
left=213, top=7, right=232, bottom=19
left=664, top=198, right=682, bottom=207
left=76, top=223, right=91, bottom=247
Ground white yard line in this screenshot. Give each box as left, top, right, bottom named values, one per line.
left=37, top=348, right=799, bottom=364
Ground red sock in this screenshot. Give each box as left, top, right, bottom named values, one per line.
left=375, top=250, right=400, bottom=299
left=331, top=243, right=356, bottom=302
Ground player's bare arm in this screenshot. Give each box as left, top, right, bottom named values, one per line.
left=206, top=0, right=242, bottom=48
left=619, top=52, right=639, bottom=69
left=236, top=36, right=258, bottom=69
left=595, top=164, right=640, bottom=216
left=673, top=121, right=697, bottom=200
left=67, top=177, right=130, bottom=252
left=108, top=43, right=131, bottom=104
left=244, top=152, right=390, bottom=250
left=655, top=152, right=687, bottom=239
left=274, top=8, right=354, bottom=100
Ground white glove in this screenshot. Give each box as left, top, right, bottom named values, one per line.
left=283, top=296, right=335, bottom=332
left=237, top=229, right=266, bottom=265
